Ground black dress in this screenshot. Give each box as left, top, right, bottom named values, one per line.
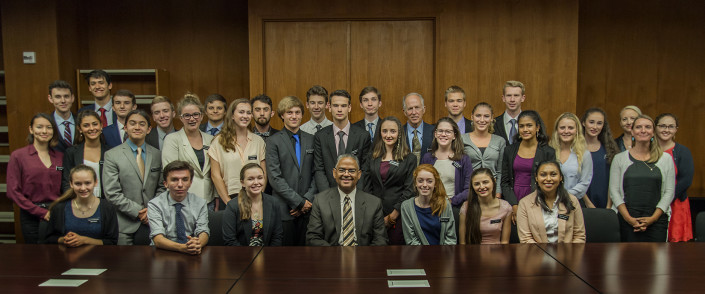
left=618, top=154, right=668, bottom=242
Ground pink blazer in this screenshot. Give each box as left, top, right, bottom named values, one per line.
left=517, top=191, right=586, bottom=243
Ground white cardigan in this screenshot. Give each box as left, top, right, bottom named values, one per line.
left=608, top=151, right=675, bottom=215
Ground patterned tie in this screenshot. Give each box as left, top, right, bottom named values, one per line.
left=342, top=195, right=356, bottom=246
left=99, top=108, right=108, bottom=128
left=508, top=118, right=517, bottom=144
left=62, top=121, right=72, bottom=146
left=337, top=130, right=346, bottom=156
left=136, top=147, right=145, bottom=179
left=367, top=122, right=374, bottom=142
left=412, top=129, right=421, bottom=165
left=174, top=203, right=187, bottom=244
left=315, top=124, right=322, bottom=133
left=293, top=134, right=301, bottom=168
left=209, top=128, right=219, bottom=136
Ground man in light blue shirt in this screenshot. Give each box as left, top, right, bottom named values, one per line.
left=402, top=93, right=435, bottom=163
left=47, top=80, right=76, bottom=153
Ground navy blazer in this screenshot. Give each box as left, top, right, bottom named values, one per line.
left=420, top=153, right=473, bottom=206
left=221, top=194, right=284, bottom=246
left=78, top=104, right=118, bottom=125
left=61, top=142, right=108, bottom=197
left=40, top=199, right=119, bottom=245
left=673, top=143, right=694, bottom=201
left=103, top=123, right=123, bottom=149
left=49, top=111, right=76, bottom=154
left=402, top=121, right=435, bottom=159
left=500, top=142, right=556, bottom=206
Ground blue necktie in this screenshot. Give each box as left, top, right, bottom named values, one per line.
left=293, top=134, right=301, bottom=168
left=209, top=128, right=219, bottom=136
left=174, top=203, right=187, bottom=244
left=367, top=122, right=374, bottom=142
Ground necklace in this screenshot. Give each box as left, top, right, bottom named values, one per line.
left=642, top=160, right=654, bottom=172
left=74, top=198, right=95, bottom=216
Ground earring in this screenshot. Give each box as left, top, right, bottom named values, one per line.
left=650, top=137, right=654, bottom=142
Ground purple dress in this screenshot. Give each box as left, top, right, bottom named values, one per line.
left=513, top=155, right=533, bottom=202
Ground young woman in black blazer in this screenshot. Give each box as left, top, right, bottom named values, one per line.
left=365, top=116, right=416, bottom=245
left=61, top=110, right=108, bottom=197
left=501, top=110, right=555, bottom=221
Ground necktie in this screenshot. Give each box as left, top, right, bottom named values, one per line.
left=99, top=108, right=108, bottom=128
left=508, top=118, right=517, bottom=144
left=367, top=122, right=374, bottom=142
left=342, top=195, right=356, bottom=246
left=337, top=130, right=346, bottom=156
left=136, top=147, right=145, bottom=179
left=174, top=203, right=187, bottom=244
left=62, top=121, right=72, bottom=146
left=293, top=134, right=301, bottom=168
left=315, top=124, right=322, bottom=133
left=412, top=129, right=421, bottom=165
left=209, top=128, right=219, bottom=136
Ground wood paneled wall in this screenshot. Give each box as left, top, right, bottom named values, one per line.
left=577, top=0, right=705, bottom=194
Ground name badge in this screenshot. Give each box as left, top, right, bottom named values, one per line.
left=56, top=166, right=64, bottom=171
left=203, top=145, right=210, bottom=150
left=490, top=219, right=502, bottom=224
left=99, top=161, right=104, bottom=165
left=306, top=149, right=314, bottom=154
left=389, top=160, right=399, bottom=167
left=150, top=167, right=160, bottom=172
left=87, top=218, right=100, bottom=223
left=440, top=217, right=450, bottom=223
left=452, top=161, right=461, bottom=169
left=248, top=155, right=258, bottom=160
left=351, top=149, right=359, bottom=156
left=558, top=214, right=570, bottom=221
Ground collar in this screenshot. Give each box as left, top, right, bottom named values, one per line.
left=407, top=122, right=423, bottom=133
left=365, top=117, right=379, bottom=125
left=53, top=112, right=75, bottom=126
left=96, top=99, right=113, bottom=112
left=127, top=138, right=147, bottom=152
left=338, top=187, right=357, bottom=203
left=157, top=126, right=175, bottom=138
left=503, top=111, right=520, bottom=125
left=206, top=121, right=224, bottom=131
left=332, top=121, right=351, bottom=136
left=167, top=191, right=192, bottom=205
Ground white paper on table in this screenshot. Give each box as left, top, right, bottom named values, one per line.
left=62, top=268, right=107, bottom=276
left=386, top=269, right=427, bottom=276
left=39, top=279, right=88, bottom=287
left=387, top=280, right=430, bottom=288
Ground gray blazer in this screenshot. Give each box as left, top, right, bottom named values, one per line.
left=400, top=198, right=457, bottom=245
left=161, top=129, right=216, bottom=203
left=266, top=129, right=317, bottom=221
left=461, top=133, right=506, bottom=194
left=306, top=188, right=388, bottom=246
left=103, top=142, right=166, bottom=234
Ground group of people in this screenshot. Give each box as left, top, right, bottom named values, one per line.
left=7, top=72, right=694, bottom=255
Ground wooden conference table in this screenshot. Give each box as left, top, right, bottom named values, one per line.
left=0, top=243, right=701, bottom=293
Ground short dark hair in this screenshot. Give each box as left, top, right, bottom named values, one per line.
left=306, top=85, right=329, bottom=103
left=125, top=109, right=151, bottom=127
left=48, top=80, right=73, bottom=95
left=251, top=94, right=273, bottom=108
left=205, top=94, right=227, bottom=105
left=85, top=70, right=111, bottom=85
left=358, top=86, right=381, bottom=103
left=163, top=160, right=195, bottom=182
left=330, top=89, right=351, bottom=105
left=113, top=89, right=136, bottom=105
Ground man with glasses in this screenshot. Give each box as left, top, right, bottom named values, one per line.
left=306, top=154, right=387, bottom=246
left=402, top=93, right=435, bottom=164
left=104, top=90, right=138, bottom=149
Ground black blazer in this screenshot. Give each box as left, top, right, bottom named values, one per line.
left=365, top=153, right=417, bottom=215
left=500, top=142, right=556, bottom=206
left=615, top=134, right=627, bottom=152
left=61, top=142, right=108, bottom=197
left=40, top=199, right=119, bottom=245
left=222, top=194, right=284, bottom=246
left=402, top=121, right=435, bottom=159
left=199, top=123, right=208, bottom=132
left=145, top=128, right=160, bottom=150
left=673, top=143, right=694, bottom=201
left=313, top=123, right=371, bottom=192
left=493, top=113, right=509, bottom=144
left=460, top=117, right=474, bottom=134
left=49, top=111, right=76, bottom=154
left=352, top=118, right=381, bottom=142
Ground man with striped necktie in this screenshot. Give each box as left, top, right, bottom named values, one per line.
left=47, top=80, right=76, bottom=153
left=306, top=154, right=387, bottom=246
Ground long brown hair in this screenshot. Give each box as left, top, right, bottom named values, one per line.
left=74, top=110, right=106, bottom=145
left=49, top=165, right=97, bottom=211
left=581, top=108, right=619, bottom=164
left=412, top=164, right=447, bottom=216
left=371, top=116, right=410, bottom=161
left=429, top=117, right=464, bottom=161
left=238, top=162, right=264, bottom=220
left=218, top=98, right=251, bottom=152
left=464, top=168, right=497, bottom=244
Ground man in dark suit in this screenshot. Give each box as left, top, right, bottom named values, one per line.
left=103, top=109, right=166, bottom=245
left=47, top=80, right=76, bottom=153
left=77, top=70, right=118, bottom=127
left=402, top=92, right=435, bottom=163
left=444, top=85, right=473, bottom=134
left=352, top=86, right=382, bottom=142
left=313, top=89, right=371, bottom=192
left=266, top=96, right=317, bottom=246
left=146, top=96, right=176, bottom=150
left=199, top=94, right=227, bottom=135
left=306, top=154, right=387, bottom=246
left=103, top=89, right=137, bottom=149
left=493, top=80, right=525, bottom=145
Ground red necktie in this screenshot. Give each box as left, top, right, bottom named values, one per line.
left=99, top=108, right=108, bottom=127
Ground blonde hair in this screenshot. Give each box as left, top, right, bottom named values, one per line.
left=549, top=113, right=587, bottom=170
left=620, top=105, right=642, bottom=118
left=632, top=115, right=663, bottom=163
left=177, top=92, right=204, bottom=115
left=503, top=80, right=525, bottom=95
left=151, top=96, right=174, bottom=110
left=277, top=96, right=305, bottom=118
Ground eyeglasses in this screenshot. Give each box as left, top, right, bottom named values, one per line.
left=181, top=112, right=202, bottom=120
left=336, top=168, right=358, bottom=174
left=435, top=129, right=454, bottom=135
left=656, top=124, right=677, bottom=130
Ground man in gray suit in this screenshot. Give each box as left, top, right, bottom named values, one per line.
left=266, top=96, right=317, bottom=246
left=306, top=154, right=387, bottom=246
left=104, top=109, right=166, bottom=245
